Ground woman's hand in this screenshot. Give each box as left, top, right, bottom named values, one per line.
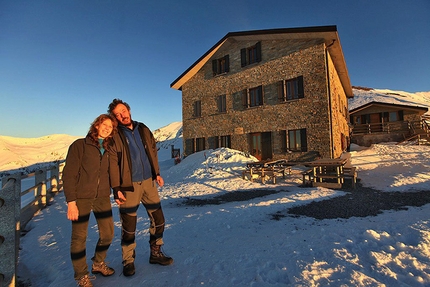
left=67, top=201, right=79, bottom=221
left=115, top=191, right=127, bottom=205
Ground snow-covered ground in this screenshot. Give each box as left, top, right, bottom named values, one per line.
left=14, top=142, right=430, bottom=287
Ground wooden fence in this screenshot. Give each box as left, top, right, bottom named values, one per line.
left=0, top=162, right=64, bottom=287
left=351, top=119, right=429, bottom=136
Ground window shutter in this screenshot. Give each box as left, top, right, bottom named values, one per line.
left=224, top=55, right=230, bottom=72
left=242, top=89, right=248, bottom=108
left=258, top=85, right=263, bottom=105
left=240, top=48, right=246, bottom=67
left=192, top=101, right=196, bottom=117
left=256, top=41, right=262, bottom=62
left=298, top=76, right=304, bottom=98
left=277, top=81, right=284, bottom=101
left=212, top=59, right=218, bottom=76
left=300, top=129, right=307, bottom=151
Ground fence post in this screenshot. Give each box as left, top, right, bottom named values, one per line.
left=0, top=174, right=21, bottom=287
left=35, top=170, right=47, bottom=207
left=50, top=163, right=59, bottom=193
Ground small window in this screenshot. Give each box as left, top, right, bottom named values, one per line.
left=278, top=76, right=304, bottom=102
left=193, top=100, right=201, bottom=117
left=389, top=111, right=398, bottom=122
left=241, top=42, right=261, bottom=67
left=217, top=95, right=227, bottom=113
left=212, top=55, right=230, bottom=76
left=288, top=128, right=307, bottom=152
left=243, top=86, right=263, bottom=108
left=194, top=137, right=205, bottom=152
left=219, top=135, right=231, bottom=148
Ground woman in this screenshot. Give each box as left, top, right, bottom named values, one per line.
left=62, top=114, right=118, bottom=287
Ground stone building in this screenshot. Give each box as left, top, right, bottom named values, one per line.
left=171, top=25, right=353, bottom=161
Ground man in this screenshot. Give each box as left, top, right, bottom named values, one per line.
left=108, top=99, right=173, bottom=277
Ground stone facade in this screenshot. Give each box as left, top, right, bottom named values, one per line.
left=177, top=31, right=351, bottom=161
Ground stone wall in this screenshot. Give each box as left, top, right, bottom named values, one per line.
left=181, top=37, right=350, bottom=160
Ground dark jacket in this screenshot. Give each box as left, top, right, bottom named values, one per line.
left=63, top=136, right=112, bottom=202
left=110, top=122, right=160, bottom=194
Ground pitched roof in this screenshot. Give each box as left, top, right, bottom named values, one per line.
left=350, top=101, right=429, bottom=114
left=170, top=25, right=353, bottom=97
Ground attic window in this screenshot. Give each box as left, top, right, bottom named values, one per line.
left=241, top=42, right=261, bottom=67
left=212, top=55, right=229, bottom=76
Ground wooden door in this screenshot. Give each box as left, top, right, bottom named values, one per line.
left=250, top=133, right=262, bottom=160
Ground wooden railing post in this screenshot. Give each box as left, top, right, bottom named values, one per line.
left=50, top=163, right=59, bottom=193
left=35, top=170, right=47, bottom=207
left=0, top=174, right=21, bottom=287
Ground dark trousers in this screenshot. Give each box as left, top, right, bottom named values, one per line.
left=119, top=178, right=165, bottom=265
left=70, top=197, right=114, bottom=279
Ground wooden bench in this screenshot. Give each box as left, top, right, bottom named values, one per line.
left=301, top=168, right=314, bottom=186
left=314, top=167, right=357, bottom=189
left=341, top=167, right=358, bottom=188
left=242, top=167, right=262, bottom=182
left=242, top=167, right=282, bottom=184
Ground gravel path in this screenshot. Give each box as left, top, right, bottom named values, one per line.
left=285, top=185, right=430, bottom=219
left=182, top=184, right=430, bottom=220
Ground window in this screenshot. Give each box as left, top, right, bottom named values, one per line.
left=212, top=55, right=229, bottom=76
left=217, top=95, right=226, bottom=113
left=288, top=129, right=307, bottom=152
left=278, top=76, right=304, bottom=101
left=194, top=137, right=205, bottom=152
left=219, top=135, right=231, bottom=148
left=193, top=100, right=201, bottom=117
left=389, top=111, right=403, bottom=121
left=243, top=86, right=263, bottom=108
left=241, top=42, right=261, bottom=67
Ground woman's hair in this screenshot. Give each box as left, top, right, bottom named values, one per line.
left=88, top=114, right=118, bottom=149
left=108, top=98, right=130, bottom=115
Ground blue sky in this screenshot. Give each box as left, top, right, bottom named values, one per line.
left=1, top=0, right=429, bottom=138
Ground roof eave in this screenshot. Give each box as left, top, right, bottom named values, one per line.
left=170, top=25, right=353, bottom=97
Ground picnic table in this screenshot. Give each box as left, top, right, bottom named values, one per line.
left=301, top=158, right=357, bottom=189
left=243, top=159, right=294, bottom=184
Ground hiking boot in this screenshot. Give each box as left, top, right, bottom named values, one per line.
left=77, top=274, right=94, bottom=287
left=123, top=262, right=135, bottom=277
left=149, top=244, right=173, bottom=265
left=91, top=261, right=115, bottom=276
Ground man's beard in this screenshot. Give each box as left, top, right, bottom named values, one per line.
left=121, top=116, right=132, bottom=127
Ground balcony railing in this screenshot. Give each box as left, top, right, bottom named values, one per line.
left=351, top=120, right=421, bottom=135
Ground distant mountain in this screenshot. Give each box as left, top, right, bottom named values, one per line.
left=1, top=88, right=429, bottom=175
left=153, top=121, right=183, bottom=161
left=0, top=134, right=80, bottom=175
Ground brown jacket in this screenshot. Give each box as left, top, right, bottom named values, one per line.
left=110, top=122, right=160, bottom=194
left=63, top=136, right=113, bottom=202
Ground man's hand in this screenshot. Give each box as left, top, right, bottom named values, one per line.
left=156, top=175, right=164, bottom=187
left=115, top=191, right=127, bottom=205
left=67, top=201, right=79, bottom=221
